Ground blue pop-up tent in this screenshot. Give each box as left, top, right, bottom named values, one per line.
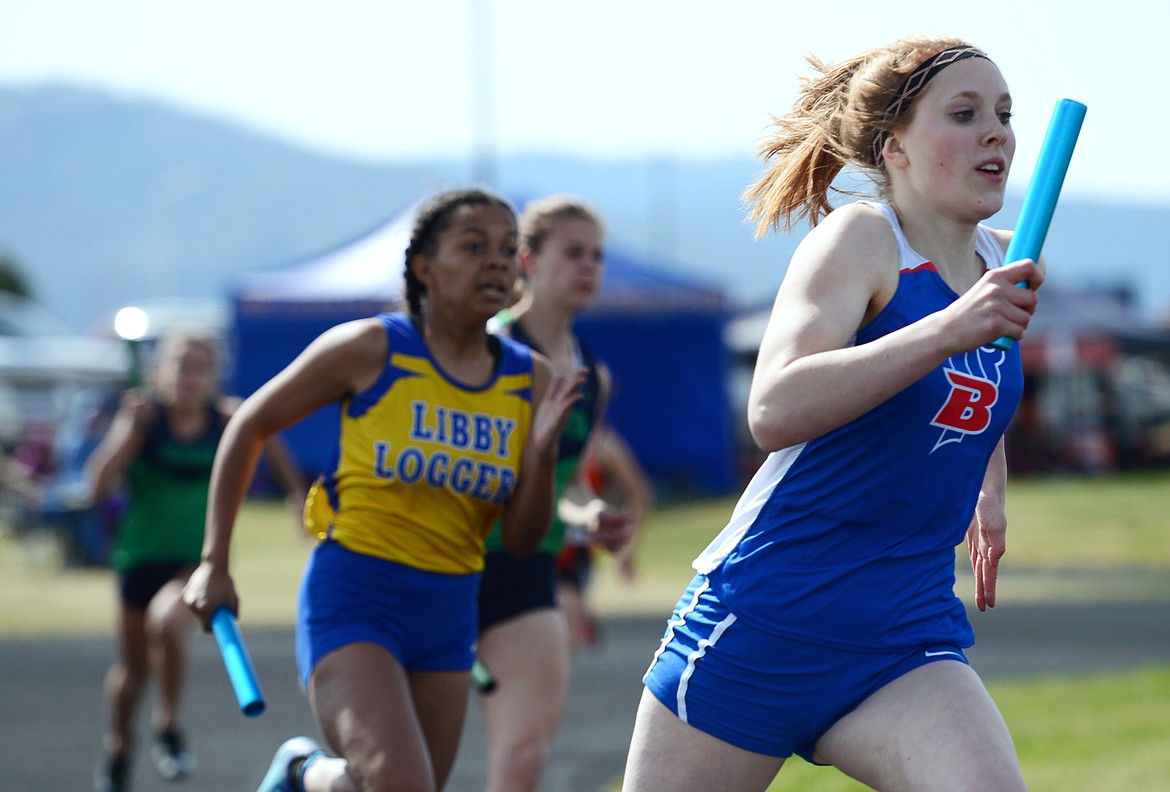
left=230, top=200, right=738, bottom=496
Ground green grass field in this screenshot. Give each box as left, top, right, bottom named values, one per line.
left=589, top=469, right=1170, bottom=615
left=3, top=470, right=1169, bottom=790
left=4, top=469, right=1169, bottom=634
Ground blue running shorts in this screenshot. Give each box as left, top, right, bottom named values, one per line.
left=642, top=574, right=969, bottom=762
left=295, top=540, right=480, bottom=686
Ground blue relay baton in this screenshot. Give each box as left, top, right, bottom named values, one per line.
left=992, top=98, right=1087, bottom=350
left=211, top=607, right=266, bottom=717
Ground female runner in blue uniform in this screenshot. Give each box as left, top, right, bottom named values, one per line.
left=182, top=189, right=585, bottom=792
left=624, top=36, right=1043, bottom=791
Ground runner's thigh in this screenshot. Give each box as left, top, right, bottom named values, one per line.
left=623, top=688, right=783, bottom=792
left=814, top=660, right=1024, bottom=792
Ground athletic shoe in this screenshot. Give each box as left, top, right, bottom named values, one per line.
left=256, top=736, right=324, bottom=792
left=93, top=752, right=128, bottom=792
left=151, top=728, right=196, bottom=780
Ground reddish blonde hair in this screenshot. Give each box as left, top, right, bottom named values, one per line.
left=743, top=35, right=982, bottom=236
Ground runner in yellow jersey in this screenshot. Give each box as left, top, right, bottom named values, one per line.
left=308, top=310, right=536, bottom=574
left=182, top=189, right=585, bottom=792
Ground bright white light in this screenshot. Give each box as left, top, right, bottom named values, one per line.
left=113, top=306, right=149, bottom=340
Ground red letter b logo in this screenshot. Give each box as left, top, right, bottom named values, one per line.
left=931, top=370, right=998, bottom=435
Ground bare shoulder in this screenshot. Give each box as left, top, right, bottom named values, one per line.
left=787, top=202, right=898, bottom=287
left=594, top=360, right=613, bottom=403
left=326, top=316, right=390, bottom=345
left=760, top=202, right=902, bottom=349
left=275, top=316, right=390, bottom=398
left=820, top=201, right=895, bottom=250
left=524, top=349, right=556, bottom=407
left=984, top=226, right=1047, bottom=275
left=530, top=349, right=554, bottom=385
left=986, top=226, right=1012, bottom=251
left=314, top=317, right=390, bottom=364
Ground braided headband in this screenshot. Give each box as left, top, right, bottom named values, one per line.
left=871, top=46, right=990, bottom=165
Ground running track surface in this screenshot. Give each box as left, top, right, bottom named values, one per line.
left=4, top=601, right=1169, bottom=792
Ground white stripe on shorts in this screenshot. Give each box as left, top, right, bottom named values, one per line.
left=642, top=577, right=710, bottom=683
left=677, top=611, right=736, bottom=723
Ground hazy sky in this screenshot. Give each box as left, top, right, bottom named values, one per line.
left=4, top=0, right=1168, bottom=204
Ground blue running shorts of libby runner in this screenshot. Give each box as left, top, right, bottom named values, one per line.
left=295, top=539, right=480, bottom=687
left=641, top=574, right=969, bottom=763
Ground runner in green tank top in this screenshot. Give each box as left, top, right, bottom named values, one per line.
left=86, top=332, right=306, bottom=792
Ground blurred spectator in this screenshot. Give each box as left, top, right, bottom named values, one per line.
left=37, top=390, right=121, bottom=566
left=11, top=420, right=56, bottom=482
left=0, top=443, right=38, bottom=536
left=0, top=421, right=54, bottom=538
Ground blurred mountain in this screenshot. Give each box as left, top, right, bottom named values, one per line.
left=2, top=84, right=1168, bottom=332
left=0, top=84, right=452, bottom=331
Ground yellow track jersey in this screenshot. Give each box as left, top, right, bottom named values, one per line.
left=307, top=313, right=534, bottom=574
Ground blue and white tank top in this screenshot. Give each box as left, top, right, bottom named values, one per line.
left=694, top=202, right=1023, bottom=651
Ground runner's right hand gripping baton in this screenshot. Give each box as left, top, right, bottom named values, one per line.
left=992, top=98, right=1087, bottom=350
